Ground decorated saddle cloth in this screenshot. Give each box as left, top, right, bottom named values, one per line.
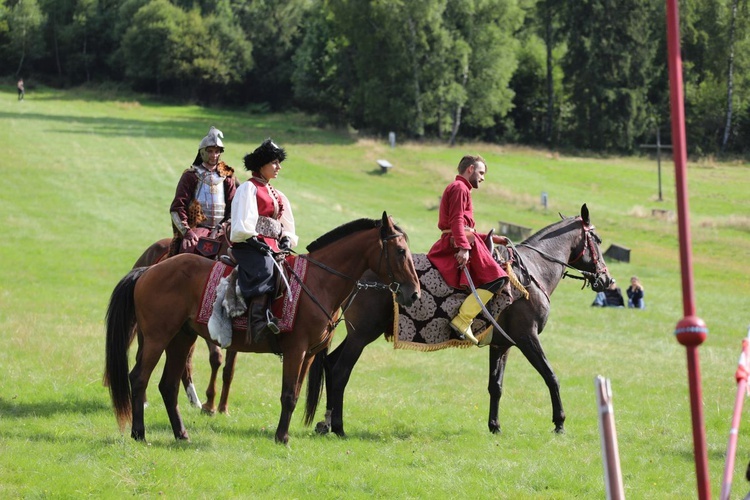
left=389, top=253, right=527, bottom=351
left=197, top=256, right=308, bottom=348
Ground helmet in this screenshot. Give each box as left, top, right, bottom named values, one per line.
left=243, top=138, right=287, bottom=171
left=198, top=126, right=225, bottom=163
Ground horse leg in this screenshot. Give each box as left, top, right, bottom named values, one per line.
left=515, top=334, right=565, bottom=433
left=159, top=331, right=197, bottom=440
left=487, top=345, right=511, bottom=434
left=129, top=336, right=165, bottom=441
left=201, top=339, right=223, bottom=415
left=182, top=340, right=202, bottom=408
left=274, top=347, right=307, bottom=445
left=326, top=290, right=391, bottom=437
left=218, top=349, right=238, bottom=414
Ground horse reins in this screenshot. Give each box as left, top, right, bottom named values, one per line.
left=517, top=217, right=607, bottom=289
left=290, top=231, right=406, bottom=332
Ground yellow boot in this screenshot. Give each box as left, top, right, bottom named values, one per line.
left=450, top=289, right=494, bottom=345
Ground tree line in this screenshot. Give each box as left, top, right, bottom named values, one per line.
left=2, top=0, right=749, bottom=156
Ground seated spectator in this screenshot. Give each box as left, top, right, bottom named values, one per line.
left=627, top=276, right=645, bottom=309
left=592, top=280, right=625, bottom=308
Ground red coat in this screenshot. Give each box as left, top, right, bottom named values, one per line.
left=427, top=175, right=506, bottom=290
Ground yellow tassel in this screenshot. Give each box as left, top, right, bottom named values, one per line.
left=505, top=262, right=529, bottom=300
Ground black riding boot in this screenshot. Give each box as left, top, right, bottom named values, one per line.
left=247, top=294, right=280, bottom=344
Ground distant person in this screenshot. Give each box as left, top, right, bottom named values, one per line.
left=169, top=126, right=236, bottom=256
left=592, top=280, right=625, bottom=308
left=627, top=276, right=645, bottom=309
left=17, top=78, right=24, bottom=101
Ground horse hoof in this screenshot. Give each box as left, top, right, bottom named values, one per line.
left=554, top=426, right=565, bottom=434
left=315, top=421, right=331, bottom=435
left=201, top=405, right=216, bottom=416
left=275, top=434, right=290, bottom=445
left=488, top=424, right=501, bottom=434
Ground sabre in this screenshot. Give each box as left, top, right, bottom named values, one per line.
left=270, top=253, right=293, bottom=302
left=462, top=266, right=516, bottom=346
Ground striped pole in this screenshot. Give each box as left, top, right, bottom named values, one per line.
left=720, top=330, right=750, bottom=500
left=596, top=376, right=625, bottom=499
left=665, top=1, right=711, bottom=498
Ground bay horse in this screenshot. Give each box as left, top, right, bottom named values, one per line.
left=304, top=204, right=613, bottom=436
left=133, top=236, right=236, bottom=415
left=104, top=212, right=421, bottom=444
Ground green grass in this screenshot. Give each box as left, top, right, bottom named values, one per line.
left=1, top=84, right=750, bottom=498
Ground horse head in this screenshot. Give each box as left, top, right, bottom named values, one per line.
left=569, top=204, right=613, bottom=292
left=378, top=211, right=421, bottom=306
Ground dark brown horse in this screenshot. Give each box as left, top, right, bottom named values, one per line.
left=133, top=236, right=236, bottom=415
left=104, top=213, right=421, bottom=444
left=304, top=204, right=613, bottom=436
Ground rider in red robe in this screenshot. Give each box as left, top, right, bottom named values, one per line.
left=427, top=155, right=508, bottom=345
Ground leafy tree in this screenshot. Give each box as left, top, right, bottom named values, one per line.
left=119, top=0, right=251, bottom=101
left=561, top=0, right=658, bottom=152
left=232, top=0, right=310, bottom=109
left=3, top=0, right=46, bottom=75
left=291, top=2, right=350, bottom=124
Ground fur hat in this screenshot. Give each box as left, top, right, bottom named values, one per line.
left=244, top=139, right=287, bottom=171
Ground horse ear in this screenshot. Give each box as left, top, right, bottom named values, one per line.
left=581, top=204, right=590, bottom=225
left=381, top=211, right=391, bottom=238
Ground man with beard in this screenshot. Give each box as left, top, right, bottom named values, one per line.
left=427, top=155, right=509, bottom=346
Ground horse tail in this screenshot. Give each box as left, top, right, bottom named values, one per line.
left=303, top=346, right=328, bottom=426
left=103, top=267, right=147, bottom=431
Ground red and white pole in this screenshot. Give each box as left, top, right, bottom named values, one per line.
left=720, top=331, right=750, bottom=500
left=596, top=376, right=625, bottom=500
left=665, top=0, right=711, bottom=498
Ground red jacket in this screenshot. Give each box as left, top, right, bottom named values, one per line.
left=427, top=175, right=506, bottom=289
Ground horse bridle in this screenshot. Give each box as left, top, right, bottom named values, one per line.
left=518, top=217, right=608, bottom=288
left=290, top=230, right=406, bottom=329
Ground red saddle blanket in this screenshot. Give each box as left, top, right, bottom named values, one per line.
left=196, top=255, right=308, bottom=333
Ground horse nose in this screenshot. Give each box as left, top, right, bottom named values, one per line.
left=398, top=289, right=420, bottom=307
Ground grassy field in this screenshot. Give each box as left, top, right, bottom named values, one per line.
left=1, top=85, right=749, bottom=498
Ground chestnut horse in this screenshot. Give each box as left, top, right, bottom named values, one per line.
left=104, top=213, right=420, bottom=444
left=304, top=204, right=613, bottom=436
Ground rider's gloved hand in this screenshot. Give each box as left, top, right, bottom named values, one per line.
left=182, top=229, right=199, bottom=250
left=247, top=236, right=271, bottom=254
left=278, top=236, right=292, bottom=251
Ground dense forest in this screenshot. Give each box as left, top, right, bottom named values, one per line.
left=2, top=0, right=749, bottom=156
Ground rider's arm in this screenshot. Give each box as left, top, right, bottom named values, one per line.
left=230, top=181, right=260, bottom=243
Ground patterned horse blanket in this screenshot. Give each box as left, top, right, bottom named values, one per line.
left=197, top=256, right=308, bottom=347
left=389, top=254, right=526, bottom=351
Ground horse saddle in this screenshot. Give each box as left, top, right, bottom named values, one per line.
left=205, top=257, right=307, bottom=348
left=391, top=252, right=524, bottom=351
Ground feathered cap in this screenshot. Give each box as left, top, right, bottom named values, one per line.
left=244, top=138, right=287, bottom=172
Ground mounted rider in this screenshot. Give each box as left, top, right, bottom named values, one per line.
left=427, top=154, right=511, bottom=346
left=230, top=139, right=298, bottom=344
left=169, top=126, right=237, bottom=257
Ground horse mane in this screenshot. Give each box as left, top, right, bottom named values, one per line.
left=522, top=214, right=602, bottom=245
left=306, top=217, right=408, bottom=252
left=522, top=216, right=579, bottom=244
left=307, top=218, right=381, bottom=252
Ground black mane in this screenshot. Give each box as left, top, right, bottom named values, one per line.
left=306, top=218, right=382, bottom=252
